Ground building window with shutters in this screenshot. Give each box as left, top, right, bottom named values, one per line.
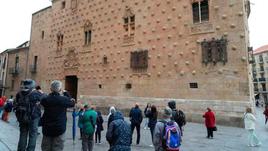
left=192, top=0, right=209, bottom=23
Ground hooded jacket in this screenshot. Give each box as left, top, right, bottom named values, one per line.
left=168, top=100, right=186, bottom=126
left=106, top=111, right=132, bottom=151
left=108, top=106, right=116, bottom=126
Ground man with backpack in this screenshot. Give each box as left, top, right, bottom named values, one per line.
left=79, top=104, right=97, bottom=151
left=13, top=79, right=43, bottom=151
left=168, top=100, right=186, bottom=136
left=153, top=107, right=181, bottom=151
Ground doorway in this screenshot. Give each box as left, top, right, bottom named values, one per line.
left=65, top=75, right=78, bottom=100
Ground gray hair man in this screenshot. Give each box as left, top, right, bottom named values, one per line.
left=40, top=80, right=75, bottom=151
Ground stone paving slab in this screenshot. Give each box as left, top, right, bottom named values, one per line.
left=0, top=108, right=268, bottom=151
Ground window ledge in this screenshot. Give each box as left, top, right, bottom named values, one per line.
left=190, top=22, right=214, bottom=35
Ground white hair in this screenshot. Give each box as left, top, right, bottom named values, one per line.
left=50, top=80, right=62, bottom=93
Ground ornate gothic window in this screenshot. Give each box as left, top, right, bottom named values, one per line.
left=123, top=6, right=135, bottom=43
left=84, top=21, right=92, bottom=46
left=130, top=50, right=148, bottom=69
left=192, top=0, right=209, bottom=23
left=201, top=37, right=228, bottom=65
left=57, top=32, right=64, bottom=50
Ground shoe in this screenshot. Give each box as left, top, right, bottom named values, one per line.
left=149, top=144, right=154, bottom=147
left=99, top=142, right=102, bottom=144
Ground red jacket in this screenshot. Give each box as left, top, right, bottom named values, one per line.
left=203, top=110, right=216, bottom=128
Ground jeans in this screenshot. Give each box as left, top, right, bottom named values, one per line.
left=17, top=117, right=40, bottom=151
left=131, top=123, right=141, bottom=144
left=247, top=129, right=261, bottom=146
left=207, top=127, right=213, bottom=138
left=82, top=133, right=94, bottom=151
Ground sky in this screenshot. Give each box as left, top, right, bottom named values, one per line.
left=0, top=0, right=267, bottom=51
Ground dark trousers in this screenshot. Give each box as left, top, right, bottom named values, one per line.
left=95, top=130, right=101, bottom=143
left=265, top=117, right=268, bottom=124
left=82, top=134, right=94, bottom=151
left=80, top=129, right=83, bottom=139
left=179, top=125, right=183, bottom=136
left=131, top=123, right=141, bottom=144
left=207, top=127, right=214, bottom=138
left=149, top=126, right=155, bottom=143
left=17, top=118, right=39, bottom=151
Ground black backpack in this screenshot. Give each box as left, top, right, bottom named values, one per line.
left=15, top=92, right=33, bottom=124
left=172, top=110, right=186, bottom=126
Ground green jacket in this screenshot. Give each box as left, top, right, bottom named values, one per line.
left=80, top=109, right=97, bottom=135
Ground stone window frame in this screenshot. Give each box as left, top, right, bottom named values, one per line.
left=191, top=0, right=209, bottom=23
left=84, top=20, right=92, bottom=46
left=123, top=6, right=135, bottom=43
left=57, top=32, right=64, bottom=51
left=61, top=1, right=66, bottom=9
left=71, top=0, right=78, bottom=11
left=130, top=50, right=148, bottom=70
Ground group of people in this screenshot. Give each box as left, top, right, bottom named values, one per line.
left=11, top=78, right=188, bottom=151
left=7, top=78, right=266, bottom=151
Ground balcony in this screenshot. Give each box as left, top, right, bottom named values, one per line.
left=9, top=67, right=21, bottom=76
left=259, top=68, right=265, bottom=73
left=259, top=78, right=266, bottom=82
left=253, top=78, right=258, bottom=83
left=30, top=64, right=37, bottom=73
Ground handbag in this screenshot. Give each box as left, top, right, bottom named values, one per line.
left=212, top=126, right=217, bottom=131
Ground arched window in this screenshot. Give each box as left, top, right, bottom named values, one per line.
left=84, top=21, right=92, bottom=46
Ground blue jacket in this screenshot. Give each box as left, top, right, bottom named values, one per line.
left=41, top=92, right=75, bottom=137
left=106, top=112, right=132, bottom=151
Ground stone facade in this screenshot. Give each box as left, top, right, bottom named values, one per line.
left=29, top=0, right=253, bottom=127
left=252, top=45, right=268, bottom=105
left=5, top=41, right=30, bottom=97
left=0, top=51, right=9, bottom=96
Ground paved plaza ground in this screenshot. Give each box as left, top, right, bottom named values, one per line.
left=0, top=107, right=267, bottom=151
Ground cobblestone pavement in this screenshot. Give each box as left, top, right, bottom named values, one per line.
left=0, top=108, right=268, bottom=151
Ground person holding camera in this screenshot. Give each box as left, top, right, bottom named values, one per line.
left=40, top=80, right=76, bottom=151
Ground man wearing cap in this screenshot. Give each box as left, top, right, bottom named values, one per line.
left=40, top=80, right=75, bottom=151
left=14, top=79, right=43, bottom=151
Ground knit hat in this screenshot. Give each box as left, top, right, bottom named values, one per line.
left=163, top=107, right=172, bottom=117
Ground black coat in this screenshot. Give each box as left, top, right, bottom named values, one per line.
left=41, top=92, right=75, bottom=137
left=96, top=111, right=104, bottom=132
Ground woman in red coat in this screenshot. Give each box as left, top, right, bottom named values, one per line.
left=203, top=108, right=216, bottom=139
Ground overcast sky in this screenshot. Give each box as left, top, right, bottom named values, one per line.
left=0, top=0, right=267, bottom=51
